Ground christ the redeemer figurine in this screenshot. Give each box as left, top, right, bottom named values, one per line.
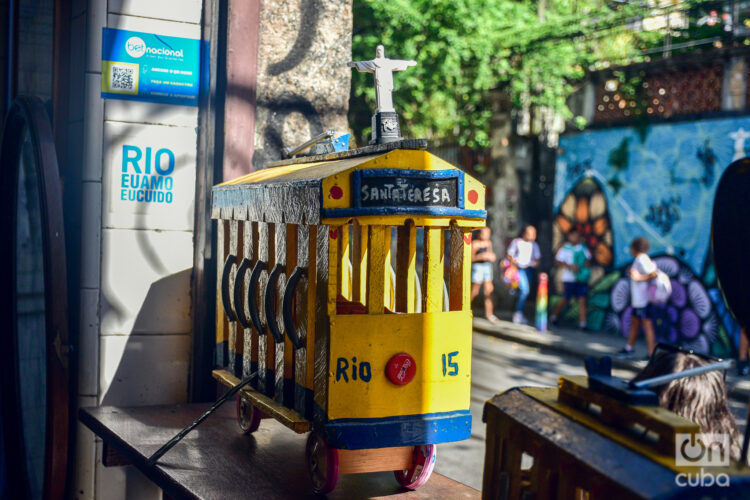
left=348, top=45, right=416, bottom=113
left=349, top=45, right=416, bottom=144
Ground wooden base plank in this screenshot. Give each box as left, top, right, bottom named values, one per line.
left=338, top=446, right=413, bottom=474
left=212, top=368, right=310, bottom=433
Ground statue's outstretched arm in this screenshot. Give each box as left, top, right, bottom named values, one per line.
left=348, top=61, right=376, bottom=72
left=390, top=60, right=417, bottom=71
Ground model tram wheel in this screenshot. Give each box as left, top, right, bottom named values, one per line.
left=305, top=432, right=339, bottom=494
left=394, top=444, right=437, bottom=490
left=235, top=394, right=262, bottom=434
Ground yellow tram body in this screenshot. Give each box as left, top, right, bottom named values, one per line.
left=211, top=146, right=485, bottom=460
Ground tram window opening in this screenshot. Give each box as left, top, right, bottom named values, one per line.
left=420, top=227, right=445, bottom=312
left=336, top=223, right=353, bottom=301
left=351, top=222, right=368, bottom=305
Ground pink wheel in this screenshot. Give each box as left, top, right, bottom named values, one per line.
left=235, top=394, right=261, bottom=434
left=394, top=444, right=437, bottom=490
left=305, top=432, right=339, bottom=494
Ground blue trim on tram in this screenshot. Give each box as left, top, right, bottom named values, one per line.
left=323, top=410, right=472, bottom=450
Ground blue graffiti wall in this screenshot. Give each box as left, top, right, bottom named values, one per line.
left=554, top=116, right=750, bottom=356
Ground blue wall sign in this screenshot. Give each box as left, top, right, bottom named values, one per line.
left=101, top=28, right=200, bottom=106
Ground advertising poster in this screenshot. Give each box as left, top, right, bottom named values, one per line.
left=101, top=28, right=200, bottom=106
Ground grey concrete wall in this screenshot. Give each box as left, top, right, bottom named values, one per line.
left=252, top=0, right=352, bottom=167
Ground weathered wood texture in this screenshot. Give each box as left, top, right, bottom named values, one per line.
left=557, top=376, right=699, bottom=456
left=273, top=223, right=286, bottom=403
left=312, top=225, right=330, bottom=426
left=366, top=225, right=390, bottom=314
left=79, top=404, right=478, bottom=499
left=481, top=388, right=722, bottom=500
left=242, top=221, right=256, bottom=380
left=256, top=222, right=270, bottom=395
left=215, top=220, right=229, bottom=367
left=449, top=222, right=471, bottom=311
left=337, top=447, right=413, bottom=474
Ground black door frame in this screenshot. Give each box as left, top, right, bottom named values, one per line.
left=0, top=95, right=70, bottom=500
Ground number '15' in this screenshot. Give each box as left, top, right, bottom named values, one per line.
left=442, top=351, right=459, bottom=376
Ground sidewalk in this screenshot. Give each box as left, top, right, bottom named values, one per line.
left=473, top=317, right=750, bottom=402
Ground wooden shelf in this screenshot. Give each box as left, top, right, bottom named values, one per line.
left=79, top=403, right=479, bottom=499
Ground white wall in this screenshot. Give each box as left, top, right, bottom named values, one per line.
left=74, top=1, right=202, bottom=498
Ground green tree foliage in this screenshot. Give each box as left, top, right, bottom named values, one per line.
left=350, top=0, right=678, bottom=148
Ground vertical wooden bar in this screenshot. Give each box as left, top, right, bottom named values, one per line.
left=449, top=222, right=471, bottom=311
left=284, top=224, right=298, bottom=408
left=351, top=221, right=368, bottom=305
left=338, top=225, right=351, bottom=300
left=215, top=220, right=229, bottom=367
left=327, top=227, right=340, bottom=317
left=227, top=220, right=239, bottom=374
left=303, top=226, right=317, bottom=419
left=250, top=222, right=260, bottom=386
left=366, top=225, right=390, bottom=314
left=531, top=443, right=557, bottom=499
left=242, top=221, right=256, bottom=381
left=256, top=222, right=270, bottom=396
left=295, top=225, right=311, bottom=417
left=271, top=224, right=283, bottom=402
left=313, top=225, right=331, bottom=425
left=462, top=228, right=472, bottom=310
left=384, top=228, right=393, bottom=310
left=423, top=227, right=445, bottom=313
left=233, top=221, right=245, bottom=377
left=396, top=222, right=417, bottom=313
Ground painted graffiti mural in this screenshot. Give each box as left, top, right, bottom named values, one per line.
left=554, top=116, right=750, bottom=357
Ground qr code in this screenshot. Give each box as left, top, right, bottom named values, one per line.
left=110, top=64, right=137, bottom=92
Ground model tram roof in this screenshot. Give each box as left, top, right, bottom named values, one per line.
left=211, top=148, right=486, bottom=225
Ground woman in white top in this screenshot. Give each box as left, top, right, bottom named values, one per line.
left=506, top=225, right=541, bottom=324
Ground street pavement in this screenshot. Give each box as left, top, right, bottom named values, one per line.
left=473, top=317, right=750, bottom=401
left=434, top=325, right=749, bottom=490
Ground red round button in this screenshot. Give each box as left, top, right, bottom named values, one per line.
left=329, top=185, right=343, bottom=199
left=467, top=189, right=479, bottom=204
left=386, top=353, right=417, bottom=386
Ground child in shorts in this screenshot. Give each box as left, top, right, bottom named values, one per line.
left=550, top=230, right=591, bottom=329
left=618, top=237, right=658, bottom=358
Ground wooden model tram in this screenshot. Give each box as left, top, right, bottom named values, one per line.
left=211, top=141, right=486, bottom=493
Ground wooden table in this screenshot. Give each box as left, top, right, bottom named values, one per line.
left=79, top=404, right=479, bottom=499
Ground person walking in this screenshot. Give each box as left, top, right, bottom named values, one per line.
left=471, top=227, right=499, bottom=323
left=550, top=230, right=591, bottom=330
left=618, top=237, right=658, bottom=358
left=506, top=225, right=540, bottom=324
